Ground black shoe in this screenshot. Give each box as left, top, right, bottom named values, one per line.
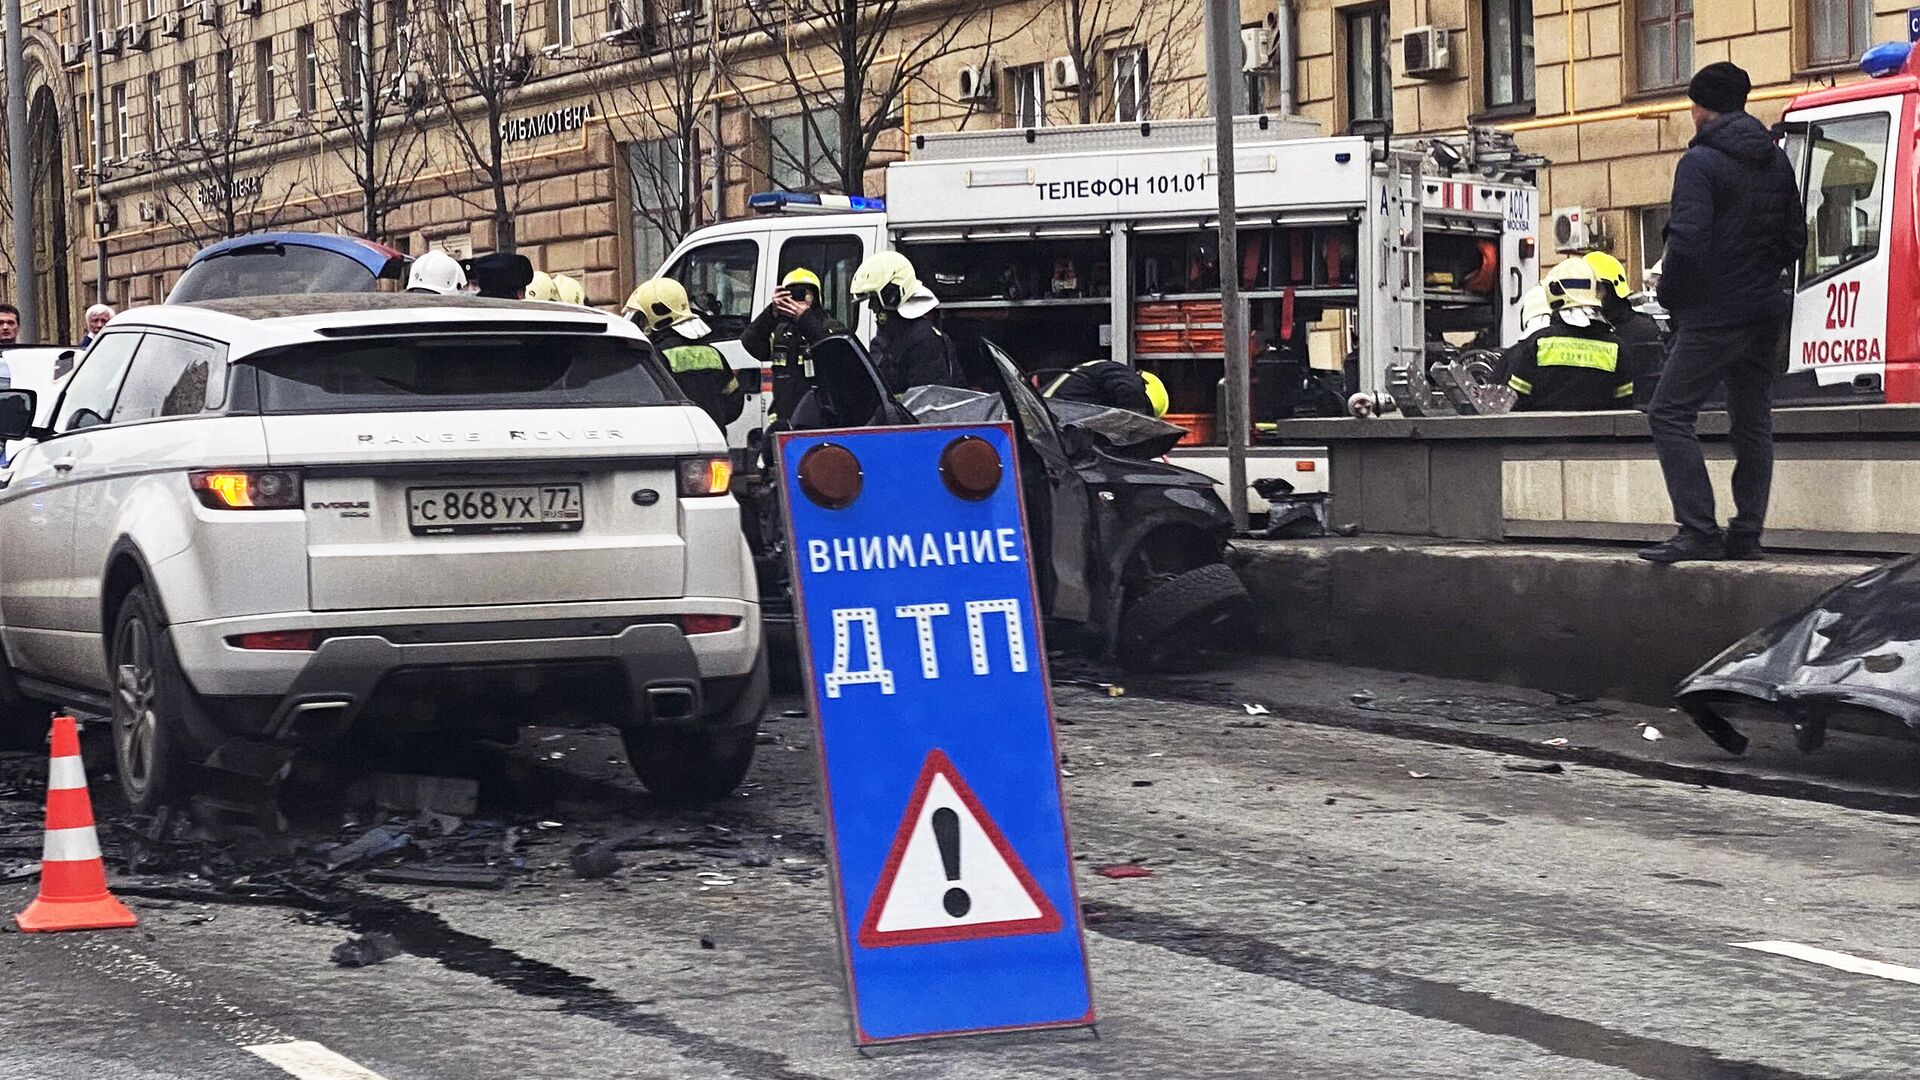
left=1725, top=534, right=1764, bottom=561
left=1637, top=531, right=1725, bottom=564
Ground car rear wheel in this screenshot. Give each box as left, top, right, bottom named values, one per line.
left=110, top=586, right=203, bottom=813
left=1116, top=563, right=1254, bottom=674
left=622, top=726, right=758, bottom=805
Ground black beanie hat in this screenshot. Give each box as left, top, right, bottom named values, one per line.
left=1688, top=61, right=1751, bottom=115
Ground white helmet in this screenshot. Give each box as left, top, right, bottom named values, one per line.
left=407, top=250, right=468, bottom=295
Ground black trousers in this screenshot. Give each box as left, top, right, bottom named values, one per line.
left=1648, top=320, right=1785, bottom=540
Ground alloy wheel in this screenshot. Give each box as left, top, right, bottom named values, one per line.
left=113, top=615, right=159, bottom=799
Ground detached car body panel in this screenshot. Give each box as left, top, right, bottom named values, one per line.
left=1677, top=554, right=1920, bottom=747
left=169, top=233, right=410, bottom=304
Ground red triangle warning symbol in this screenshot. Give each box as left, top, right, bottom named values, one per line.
left=857, top=749, right=1063, bottom=949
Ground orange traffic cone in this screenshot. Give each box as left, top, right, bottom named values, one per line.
left=15, top=715, right=136, bottom=932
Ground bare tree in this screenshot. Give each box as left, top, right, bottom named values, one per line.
left=420, top=0, right=536, bottom=251
left=734, top=0, right=1034, bottom=195
left=145, top=25, right=298, bottom=245
left=1054, top=0, right=1202, bottom=126
left=303, top=0, right=433, bottom=240
left=582, top=8, right=713, bottom=272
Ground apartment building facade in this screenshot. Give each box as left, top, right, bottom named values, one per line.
left=0, top=0, right=1902, bottom=338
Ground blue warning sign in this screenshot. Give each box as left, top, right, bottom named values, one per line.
left=777, top=422, right=1096, bottom=1045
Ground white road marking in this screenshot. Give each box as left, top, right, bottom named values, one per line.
left=247, top=1041, right=392, bottom=1080
left=1731, top=940, right=1920, bottom=985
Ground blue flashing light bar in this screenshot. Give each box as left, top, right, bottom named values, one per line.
left=1861, top=41, right=1912, bottom=79
left=748, top=191, right=887, bottom=214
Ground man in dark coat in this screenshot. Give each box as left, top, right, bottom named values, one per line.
left=1640, top=62, right=1806, bottom=564
left=849, top=251, right=963, bottom=395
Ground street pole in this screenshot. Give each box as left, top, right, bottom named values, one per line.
left=5, top=0, right=38, bottom=340
left=88, top=0, right=107, bottom=307
left=1203, top=0, right=1248, bottom=532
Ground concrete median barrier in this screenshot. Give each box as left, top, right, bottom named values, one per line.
left=1232, top=538, right=1883, bottom=706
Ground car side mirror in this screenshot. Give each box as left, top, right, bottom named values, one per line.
left=0, top=389, right=37, bottom=441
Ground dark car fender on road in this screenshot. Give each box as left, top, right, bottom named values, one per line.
left=1677, top=553, right=1920, bottom=754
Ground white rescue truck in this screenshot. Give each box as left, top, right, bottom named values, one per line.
left=655, top=117, right=1543, bottom=498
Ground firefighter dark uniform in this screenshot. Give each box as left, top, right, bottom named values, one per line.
left=742, top=269, right=845, bottom=424
left=625, top=277, right=744, bottom=429
left=1043, top=359, right=1164, bottom=416
left=654, top=324, right=744, bottom=428
left=850, top=251, right=964, bottom=394
left=1503, top=317, right=1634, bottom=411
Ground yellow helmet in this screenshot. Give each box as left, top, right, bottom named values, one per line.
left=524, top=270, right=559, bottom=302
left=552, top=274, right=585, bottom=306
left=849, top=251, right=918, bottom=310
left=1543, top=258, right=1604, bottom=312
left=1140, top=370, right=1169, bottom=418
left=624, top=277, right=693, bottom=332
left=1583, top=250, right=1631, bottom=299
left=781, top=267, right=823, bottom=291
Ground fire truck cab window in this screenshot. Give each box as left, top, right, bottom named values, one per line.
left=1796, top=113, right=1889, bottom=285
left=666, top=238, right=759, bottom=339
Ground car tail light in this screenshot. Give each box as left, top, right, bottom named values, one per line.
left=680, top=614, right=740, bottom=635
left=678, top=456, right=732, bottom=497
left=190, top=469, right=302, bottom=510
left=227, top=630, right=316, bottom=651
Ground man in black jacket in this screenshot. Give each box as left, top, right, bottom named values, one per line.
left=1641, top=62, right=1805, bottom=564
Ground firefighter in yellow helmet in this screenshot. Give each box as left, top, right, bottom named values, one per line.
left=849, top=251, right=963, bottom=394
left=743, top=267, right=847, bottom=426
left=1584, top=249, right=1664, bottom=401
left=624, top=277, right=743, bottom=429
left=524, top=270, right=560, bottom=302
left=1501, top=258, right=1634, bottom=411
left=1042, top=358, right=1169, bottom=418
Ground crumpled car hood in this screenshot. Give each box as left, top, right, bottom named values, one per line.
left=900, top=386, right=1189, bottom=459
left=1676, top=553, right=1920, bottom=728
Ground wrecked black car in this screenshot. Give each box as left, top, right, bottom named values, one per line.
left=739, top=335, right=1252, bottom=672
left=1677, top=554, right=1920, bottom=755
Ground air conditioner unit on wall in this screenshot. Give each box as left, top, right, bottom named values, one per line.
left=237, top=0, right=260, bottom=14
left=1241, top=26, right=1271, bottom=73
left=160, top=12, right=185, bottom=37
left=138, top=199, right=163, bottom=223
left=60, top=40, right=87, bottom=65
left=1552, top=206, right=1594, bottom=253
left=1402, top=26, right=1452, bottom=78
left=956, top=61, right=997, bottom=103
left=93, top=27, right=121, bottom=54
left=1048, top=55, right=1079, bottom=92
left=123, top=22, right=152, bottom=49
left=195, top=0, right=218, bottom=27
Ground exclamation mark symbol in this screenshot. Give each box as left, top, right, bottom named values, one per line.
left=933, top=807, right=970, bottom=918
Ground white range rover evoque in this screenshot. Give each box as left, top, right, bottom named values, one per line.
left=0, top=294, right=766, bottom=812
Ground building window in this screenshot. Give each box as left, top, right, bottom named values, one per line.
left=296, top=25, right=317, bottom=114
left=1113, top=46, right=1148, bottom=123
left=1344, top=5, right=1390, bottom=125
left=770, top=108, right=840, bottom=190
left=143, top=0, right=157, bottom=20
left=112, top=84, right=129, bottom=159
left=255, top=39, right=275, bottom=124
left=1636, top=204, right=1671, bottom=282
left=338, top=12, right=364, bottom=107
left=1483, top=0, right=1534, bottom=110
left=499, top=0, right=516, bottom=47
left=547, top=0, right=573, bottom=46
left=1807, top=0, right=1871, bottom=69
left=148, top=73, right=164, bottom=148
left=217, top=52, right=234, bottom=133
left=1010, top=63, right=1044, bottom=128
left=179, top=59, right=198, bottom=142
left=627, top=137, right=684, bottom=276
left=1636, top=0, right=1692, bottom=91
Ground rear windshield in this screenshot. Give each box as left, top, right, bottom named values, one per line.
left=247, top=336, right=676, bottom=414
left=171, top=246, right=381, bottom=302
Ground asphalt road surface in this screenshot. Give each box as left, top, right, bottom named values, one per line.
left=1, top=660, right=1916, bottom=1080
